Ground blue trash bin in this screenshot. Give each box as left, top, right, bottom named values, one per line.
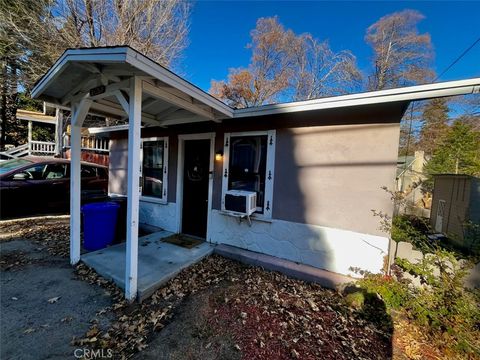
left=82, top=202, right=120, bottom=251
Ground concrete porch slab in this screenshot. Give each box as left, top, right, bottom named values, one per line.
left=82, top=230, right=214, bottom=301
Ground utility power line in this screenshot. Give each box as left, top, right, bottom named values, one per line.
left=434, top=36, right=480, bottom=82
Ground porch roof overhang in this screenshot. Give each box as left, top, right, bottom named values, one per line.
left=31, top=46, right=234, bottom=127
left=16, top=109, right=56, bottom=124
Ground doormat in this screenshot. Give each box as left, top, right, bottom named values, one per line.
left=162, top=234, right=204, bottom=249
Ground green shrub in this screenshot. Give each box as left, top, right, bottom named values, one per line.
left=391, top=214, right=434, bottom=253
left=354, top=248, right=480, bottom=356
left=356, top=273, right=411, bottom=310
left=396, top=250, right=480, bottom=355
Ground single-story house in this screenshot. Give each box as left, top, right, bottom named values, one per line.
left=31, top=46, right=480, bottom=300
left=430, top=174, right=480, bottom=252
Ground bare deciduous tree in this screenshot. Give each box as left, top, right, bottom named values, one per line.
left=366, top=9, right=434, bottom=90
left=56, top=0, right=191, bottom=67
left=211, top=17, right=296, bottom=108
left=210, top=16, right=361, bottom=108
left=0, top=0, right=191, bottom=148
left=290, top=34, right=361, bottom=101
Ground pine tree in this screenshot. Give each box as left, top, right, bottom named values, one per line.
left=417, top=98, right=450, bottom=155
left=424, top=121, right=480, bottom=191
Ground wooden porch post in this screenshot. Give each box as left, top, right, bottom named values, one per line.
left=70, top=99, right=92, bottom=265
left=27, top=120, right=32, bottom=155
left=125, top=77, right=142, bottom=301
left=54, top=108, right=63, bottom=157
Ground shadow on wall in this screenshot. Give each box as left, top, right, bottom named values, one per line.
left=273, top=128, right=336, bottom=284
left=273, top=129, right=396, bottom=359
left=272, top=127, right=393, bottom=277
left=276, top=128, right=394, bottom=358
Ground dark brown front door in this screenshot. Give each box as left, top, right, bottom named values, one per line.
left=182, top=139, right=210, bottom=238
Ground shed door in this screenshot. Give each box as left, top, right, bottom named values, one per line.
left=435, top=200, right=446, bottom=233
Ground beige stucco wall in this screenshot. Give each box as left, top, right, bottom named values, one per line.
left=273, top=123, right=400, bottom=236
left=107, top=104, right=404, bottom=239
left=108, top=122, right=401, bottom=237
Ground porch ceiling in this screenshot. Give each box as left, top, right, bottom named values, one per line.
left=31, top=46, right=234, bottom=127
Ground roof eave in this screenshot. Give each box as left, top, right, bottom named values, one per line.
left=234, top=78, right=480, bottom=118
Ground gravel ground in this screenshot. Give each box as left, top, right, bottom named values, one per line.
left=0, top=238, right=113, bottom=360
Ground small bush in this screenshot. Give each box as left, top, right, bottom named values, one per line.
left=396, top=250, right=480, bottom=355
left=356, top=273, right=411, bottom=310
left=391, top=214, right=434, bottom=253
left=354, top=248, right=480, bottom=357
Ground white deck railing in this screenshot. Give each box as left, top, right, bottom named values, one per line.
left=30, top=140, right=56, bottom=155
left=63, top=135, right=109, bottom=153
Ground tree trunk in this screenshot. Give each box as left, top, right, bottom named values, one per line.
left=1, top=62, right=7, bottom=150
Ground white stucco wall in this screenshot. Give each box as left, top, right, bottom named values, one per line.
left=139, top=201, right=177, bottom=233
left=209, top=209, right=388, bottom=277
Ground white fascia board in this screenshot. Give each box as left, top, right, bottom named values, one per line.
left=88, top=124, right=131, bottom=135
left=17, top=117, right=56, bottom=124
left=32, top=47, right=130, bottom=99
left=234, top=78, right=480, bottom=118
left=124, top=48, right=234, bottom=118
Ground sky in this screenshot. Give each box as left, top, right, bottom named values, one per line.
left=181, top=1, right=480, bottom=93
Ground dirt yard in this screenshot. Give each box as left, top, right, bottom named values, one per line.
left=1, top=216, right=406, bottom=360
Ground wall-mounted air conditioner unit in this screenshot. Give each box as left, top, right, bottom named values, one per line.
left=224, top=190, right=257, bottom=216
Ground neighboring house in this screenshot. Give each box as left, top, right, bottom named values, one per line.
left=396, top=150, right=431, bottom=217
left=430, top=174, right=480, bottom=251
left=30, top=46, right=480, bottom=300
left=14, top=106, right=59, bottom=157
left=396, top=150, right=427, bottom=193
left=5, top=105, right=109, bottom=165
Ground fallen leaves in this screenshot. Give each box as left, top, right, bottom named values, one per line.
left=1, top=217, right=411, bottom=359
left=0, top=216, right=70, bottom=258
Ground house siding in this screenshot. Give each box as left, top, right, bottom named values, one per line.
left=272, top=124, right=399, bottom=236
left=107, top=105, right=403, bottom=275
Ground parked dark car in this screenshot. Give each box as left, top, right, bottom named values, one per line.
left=0, top=157, right=108, bottom=218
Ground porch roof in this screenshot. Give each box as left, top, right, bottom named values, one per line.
left=31, top=46, right=234, bottom=127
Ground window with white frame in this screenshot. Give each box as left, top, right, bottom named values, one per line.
left=140, top=137, right=168, bottom=202
left=222, top=130, right=276, bottom=218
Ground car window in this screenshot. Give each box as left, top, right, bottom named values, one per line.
left=96, top=167, right=107, bottom=179
left=44, top=163, right=67, bottom=179
left=17, top=164, right=46, bottom=180
left=81, top=165, right=97, bottom=178
left=0, top=159, right=33, bottom=174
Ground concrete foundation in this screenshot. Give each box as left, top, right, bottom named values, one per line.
left=214, top=244, right=353, bottom=290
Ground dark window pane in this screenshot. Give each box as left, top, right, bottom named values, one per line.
left=142, top=140, right=164, bottom=198
left=44, top=164, right=67, bottom=179
left=228, top=135, right=267, bottom=212
left=97, top=167, right=108, bottom=179
left=81, top=165, right=96, bottom=178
